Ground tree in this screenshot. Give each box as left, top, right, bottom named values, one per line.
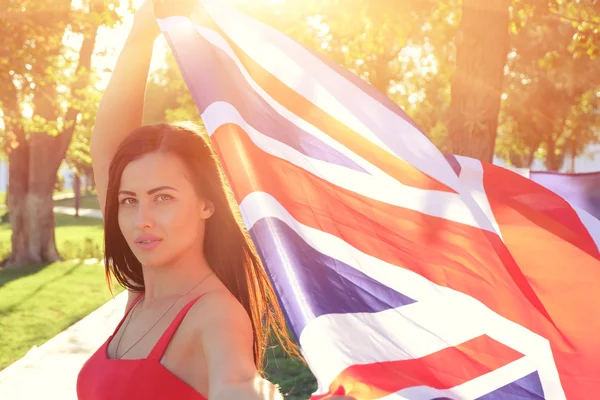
left=244, top=0, right=449, bottom=99
left=65, top=88, right=100, bottom=216
left=0, top=0, right=120, bottom=267
left=143, top=46, right=200, bottom=123
left=445, top=0, right=511, bottom=162
left=496, top=0, right=600, bottom=170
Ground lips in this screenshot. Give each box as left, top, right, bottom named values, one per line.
left=135, top=235, right=163, bottom=250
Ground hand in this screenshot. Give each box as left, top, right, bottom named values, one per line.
left=130, top=0, right=161, bottom=40
left=131, top=0, right=199, bottom=40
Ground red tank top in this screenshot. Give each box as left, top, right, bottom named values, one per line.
left=77, top=294, right=207, bottom=400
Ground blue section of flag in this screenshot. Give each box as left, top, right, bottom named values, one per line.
left=477, top=371, right=545, bottom=400
left=530, top=171, right=600, bottom=220
left=444, top=154, right=463, bottom=176
left=250, top=217, right=416, bottom=337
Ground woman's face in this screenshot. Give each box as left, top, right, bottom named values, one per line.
left=117, top=152, right=214, bottom=268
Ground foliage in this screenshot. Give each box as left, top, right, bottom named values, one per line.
left=0, top=0, right=124, bottom=266
left=264, top=339, right=317, bottom=399
left=0, top=0, right=121, bottom=137
left=143, top=45, right=200, bottom=123
left=65, top=74, right=103, bottom=177
left=0, top=0, right=122, bottom=176
left=496, top=0, right=600, bottom=169
left=55, top=171, right=65, bottom=192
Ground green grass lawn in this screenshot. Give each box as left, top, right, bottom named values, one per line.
left=0, top=213, right=104, bottom=261
left=0, top=260, right=123, bottom=371
left=54, top=194, right=100, bottom=210
left=0, top=212, right=110, bottom=370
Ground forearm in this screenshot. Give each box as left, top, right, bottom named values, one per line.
left=90, top=32, right=155, bottom=154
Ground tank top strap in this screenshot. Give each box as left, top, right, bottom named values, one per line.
left=148, top=294, right=207, bottom=361
left=111, top=292, right=145, bottom=337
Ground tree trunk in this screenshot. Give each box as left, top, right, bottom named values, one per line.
left=545, top=140, right=566, bottom=172
left=509, top=151, right=535, bottom=169
left=89, top=170, right=96, bottom=193
left=3, top=75, right=32, bottom=266
left=26, top=191, right=60, bottom=263
left=6, top=131, right=31, bottom=267
left=74, top=173, right=81, bottom=217
left=446, top=0, right=510, bottom=163
left=5, top=134, right=62, bottom=268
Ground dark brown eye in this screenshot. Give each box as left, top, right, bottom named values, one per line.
left=156, top=194, right=174, bottom=202
left=119, top=198, right=137, bottom=205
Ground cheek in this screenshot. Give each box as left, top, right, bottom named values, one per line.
left=158, top=202, right=203, bottom=238
left=117, top=209, right=135, bottom=240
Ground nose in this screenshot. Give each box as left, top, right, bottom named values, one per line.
left=134, top=202, right=155, bottom=230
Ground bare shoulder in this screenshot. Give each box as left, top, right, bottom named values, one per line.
left=189, top=290, right=252, bottom=332
left=186, top=288, right=254, bottom=361
left=186, top=290, right=275, bottom=399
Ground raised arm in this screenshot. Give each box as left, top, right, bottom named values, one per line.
left=90, top=0, right=160, bottom=215
left=197, top=292, right=283, bottom=400
left=195, top=292, right=355, bottom=400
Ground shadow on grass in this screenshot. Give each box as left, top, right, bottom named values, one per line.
left=0, top=262, right=82, bottom=316
left=0, top=263, right=50, bottom=289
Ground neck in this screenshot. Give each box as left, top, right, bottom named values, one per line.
left=141, top=247, right=212, bottom=304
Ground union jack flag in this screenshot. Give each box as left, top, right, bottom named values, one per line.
left=157, top=1, right=600, bottom=398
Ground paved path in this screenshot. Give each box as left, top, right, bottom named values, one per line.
left=1, top=194, right=103, bottom=220
left=0, top=204, right=110, bottom=399
left=0, top=292, right=127, bottom=399
left=53, top=206, right=103, bottom=219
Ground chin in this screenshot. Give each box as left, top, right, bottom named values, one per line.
left=131, top=249, right=172, bottom=269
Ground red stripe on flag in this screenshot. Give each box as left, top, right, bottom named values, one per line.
left=211, top=123, right=600, bottom=397
left=482, top=163, right=599, bottom=261
left=198, top=15, right=454, bottom=194
left=310, top=335, right=524, bottom=400
left=482, top=163, right=600, bottom=397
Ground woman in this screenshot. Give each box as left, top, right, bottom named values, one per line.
left=77, top=1, right=353, bottom=399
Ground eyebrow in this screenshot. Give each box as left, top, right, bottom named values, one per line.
left=118, top=186, right=178, bottom=197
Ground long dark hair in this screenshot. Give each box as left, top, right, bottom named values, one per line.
left=103, top=122, right=299, bottom=368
